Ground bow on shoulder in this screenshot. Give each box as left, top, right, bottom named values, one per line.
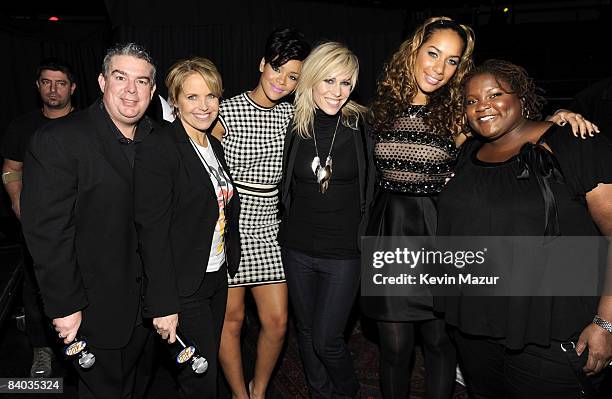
left=516, top=142, right=565, bottom=238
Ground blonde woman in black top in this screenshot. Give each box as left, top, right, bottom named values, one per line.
left=279, top=41, right=376, bottom=399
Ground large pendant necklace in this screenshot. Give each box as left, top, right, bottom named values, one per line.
left=311, top=115, right=341, bottom=194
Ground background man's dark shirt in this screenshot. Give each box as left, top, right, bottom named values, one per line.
left=1, top=110, right=52, bottom=162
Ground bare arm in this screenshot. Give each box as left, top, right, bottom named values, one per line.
left=2, top=159, right=23, bottom=219
left=454, top=132, right=469, bottom=148
left=211, top=118, right=225, bottom=141
left=576, top=183, right=612, bottom=375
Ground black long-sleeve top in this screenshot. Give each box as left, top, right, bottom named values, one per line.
left=281, top=110, right=362, bottom=259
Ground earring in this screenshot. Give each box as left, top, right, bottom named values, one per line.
left=522, top=107, right=530, bottom=119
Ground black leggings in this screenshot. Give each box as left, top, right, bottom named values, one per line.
left=377, top=318, right=456, bottom=399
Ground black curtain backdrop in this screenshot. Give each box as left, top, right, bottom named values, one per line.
left=1, top=0, right=409, bottom=135
left=0, top=0, right=610, bottom=253
left=107, top=0, right=408, bottom=104
left=0, top=16, right=109, bottom=217
left=1, top=0, right=407, bottom=215
left=102, top=0, right=612, bottom=115
left=1, top=17, right=110, bottom=133
left=2, top=1, right=610, bottom=135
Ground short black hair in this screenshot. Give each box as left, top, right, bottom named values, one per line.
left=264, top=28, right=311, bottom=69
left=37, top=57, right=76, bottom=84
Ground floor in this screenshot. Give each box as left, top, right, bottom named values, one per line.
left=0, top=211, right=469, bottom=399
left=5, top=212, right=607, bottom=398
left=0, top=252, right=466, bottom=399
left=0, top=304, right=468, bottom=399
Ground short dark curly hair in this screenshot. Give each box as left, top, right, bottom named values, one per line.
left=462, top=59, right=547, bottom=121
left=37, top=57, right=76, bottom=83
left=264, top=28, right=311, bottom=69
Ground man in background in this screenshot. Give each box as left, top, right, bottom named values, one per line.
left=1, top=57, right=76, bottom=378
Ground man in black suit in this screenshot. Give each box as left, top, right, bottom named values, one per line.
left=21, top=43, right=157, bottom=399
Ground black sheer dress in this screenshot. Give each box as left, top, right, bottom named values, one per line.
left=362, top=106, right=458, bottom=321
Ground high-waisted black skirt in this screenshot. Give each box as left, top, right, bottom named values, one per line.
left=360, top=189, right=438, bottom=322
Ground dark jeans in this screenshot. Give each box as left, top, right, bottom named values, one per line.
left=454, top=330, right=607, bottom=399
left=282, top=247, right=361, bottom=399
left=175, top=264, right=228, bottom=399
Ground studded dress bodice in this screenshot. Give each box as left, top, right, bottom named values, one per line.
left=374, top=107, right=458, bottom=194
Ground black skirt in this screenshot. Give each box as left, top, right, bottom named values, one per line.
left=360, top=189, right=438, bottom=322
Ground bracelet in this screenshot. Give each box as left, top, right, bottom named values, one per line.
left=2, top=170, right=22, bottom=184
left=593, top=315, right=612, bottom=334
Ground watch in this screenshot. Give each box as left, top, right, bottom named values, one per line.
left=593, top=315, right=612, bottom=334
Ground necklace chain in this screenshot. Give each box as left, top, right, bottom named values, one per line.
left=188, top=135, right=229, bottom=208
left=311, top=115, right=341, bottom=194
left=312, top=115, right=341, bottom=161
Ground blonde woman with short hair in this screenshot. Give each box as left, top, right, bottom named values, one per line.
left=134, top=57, right=240, bottom=398
left=278, top=42, right=376, bottom=398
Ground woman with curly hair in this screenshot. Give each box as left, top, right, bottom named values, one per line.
left=363, top=16, right=596, bottom=399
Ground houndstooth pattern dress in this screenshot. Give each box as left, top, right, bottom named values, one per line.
left=219, top=92, right=293, bottom=286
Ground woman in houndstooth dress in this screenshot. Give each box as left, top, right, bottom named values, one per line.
left=212, top=28, right=310, bottom=399
left=219, top=93, right=292, bottom=287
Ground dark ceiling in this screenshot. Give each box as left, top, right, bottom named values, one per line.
left=2, top=0, right=605, bottom=19
left=1, top=1, right=108, bottom=19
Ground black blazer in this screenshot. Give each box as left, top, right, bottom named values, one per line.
left=134, top=119, right=241, bottom=319
left=21, top=99, right=154, bottom=349
left=279, top=117, right=376, bottom=247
